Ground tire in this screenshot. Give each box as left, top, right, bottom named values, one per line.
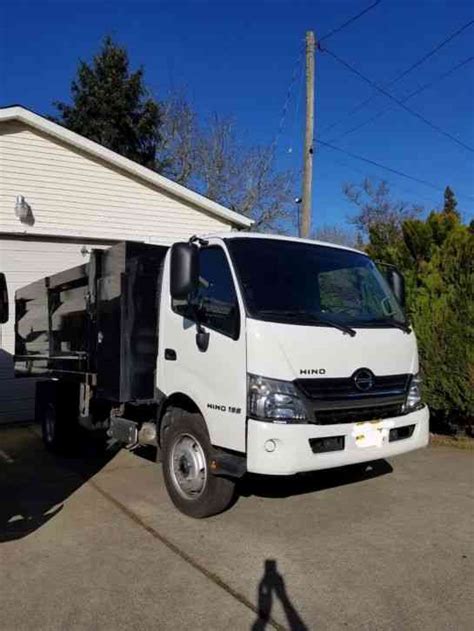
left=37, top=382, right=81, bottom=455
left=161, top=408, right=236, bottom=518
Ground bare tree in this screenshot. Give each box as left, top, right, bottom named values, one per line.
left=158, top=100, right=296, bottom=233
left=157, top=93, right=198, bottom=186
left=196, top=117, right=295, bottom=231
left=196, top=116, right=237, bottom=204
left=311, top=224, right=358, bottom=248
left=344, top=179, right=422, bottom=236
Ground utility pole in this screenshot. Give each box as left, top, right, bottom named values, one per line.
left=300, top=30, right=315, bottom=239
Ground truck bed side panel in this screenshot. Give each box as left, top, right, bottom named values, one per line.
left=15, top=242, right=167, bottom=404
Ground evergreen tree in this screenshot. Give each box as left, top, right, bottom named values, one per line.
left=443, top=186, right=459, bottom=217
left=54, top=36, right=163, bottom=170
left=361, top=188, right=473, bottom=428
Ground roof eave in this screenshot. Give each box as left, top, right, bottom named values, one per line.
left=0, top=106, right=253, bottom=229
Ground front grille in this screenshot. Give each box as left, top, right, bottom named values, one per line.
left=313, top=404, right=403, bottom=425
left=296, top=373, right=410, bottom=400
left=296, top=372, right=410, bottom=425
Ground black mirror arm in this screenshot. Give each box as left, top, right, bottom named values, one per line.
left=189, top=299, right=210, bottom=352
left=189, top=235, right=209, bottom=247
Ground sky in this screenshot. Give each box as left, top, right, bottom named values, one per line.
left=1, top=0, right=473, bottom=231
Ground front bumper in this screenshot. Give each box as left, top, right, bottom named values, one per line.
left=247, top=405, right=429, bottom=475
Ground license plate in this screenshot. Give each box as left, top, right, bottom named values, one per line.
left=353, top=420, right=385, bottom=448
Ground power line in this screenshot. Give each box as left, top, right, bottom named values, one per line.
left=385, top=19, right=474, bottom=86
left=316, top=139, right=474, bottom=201
left=329, top=55, right=474, bottom=143
left=288, top=58, right=305, bottom=154
left=402, top=55, right=474, bottom=101
left=321, top=18, right=474, bottom=135
left=319, top=1, right=382, bottom=43
left=264, top=46, right=304, bottom=173
left=322, top=46, right=474, bottom=153
left=319, top=149, right=441, bottom=208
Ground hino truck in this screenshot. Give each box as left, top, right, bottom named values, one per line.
left=14, top=235, right=429, bottom=517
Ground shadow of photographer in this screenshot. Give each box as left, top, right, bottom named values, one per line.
left=253, top=559, right=309, bottom=631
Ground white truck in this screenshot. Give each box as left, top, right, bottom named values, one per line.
left=14, top=234, right=429, bottom=517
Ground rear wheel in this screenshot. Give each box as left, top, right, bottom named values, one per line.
left=161, top=409, right=236, bottom=518
left=37, top=382, right=81, bottom=455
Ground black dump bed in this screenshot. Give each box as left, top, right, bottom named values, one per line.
left=15, top=242, right=167, bottom=403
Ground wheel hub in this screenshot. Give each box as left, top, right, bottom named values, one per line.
left=178, top=455, right=191, bottom=477
left=171, top=433, right=207, bottom=499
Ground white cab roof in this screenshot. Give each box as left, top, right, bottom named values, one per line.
left=204, top=231, right=367, bottom=256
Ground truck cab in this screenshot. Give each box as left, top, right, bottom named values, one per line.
left=161, top=235, right=428, bottom=483
left=15, top=234, right=429, bottom=518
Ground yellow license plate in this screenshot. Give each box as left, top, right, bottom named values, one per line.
left=353, top=420, right=384, bottom=448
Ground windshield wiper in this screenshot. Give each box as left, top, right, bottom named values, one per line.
left=367, top=318, right=412, bottom=334
left=309, top=314, right=357, bottom=337
left=258, top=310, right=357, bottom=337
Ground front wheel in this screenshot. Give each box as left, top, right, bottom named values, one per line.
left=161, top=409, right=236, bottom=518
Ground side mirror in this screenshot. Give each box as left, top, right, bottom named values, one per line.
left=170, top=242, right=199, bottom=300
left=384, top=266, right=405, bottom=308
left=0, top=273, right=8, bottom=324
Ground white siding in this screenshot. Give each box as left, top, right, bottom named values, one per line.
left=0, top=121, right=231, bottom=243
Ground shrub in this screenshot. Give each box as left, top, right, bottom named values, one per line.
left=367, top=191, right=473, bottom=427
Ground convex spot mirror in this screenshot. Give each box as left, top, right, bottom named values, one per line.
left=170, top=242, right=199, bottom=300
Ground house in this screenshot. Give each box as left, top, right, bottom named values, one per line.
left=0, top=105, right=252, bottom=424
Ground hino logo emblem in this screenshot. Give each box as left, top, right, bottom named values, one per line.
left=353, top=369, right=374, bottom=392
left=300, top=368, right=326, bottom=375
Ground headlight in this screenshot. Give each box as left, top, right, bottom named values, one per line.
left=247, top=374, right=307, bottom=423
left=406, top=373, right=422, bottom=410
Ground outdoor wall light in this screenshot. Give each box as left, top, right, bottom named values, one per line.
left=14, top=195, right=32, bottom=223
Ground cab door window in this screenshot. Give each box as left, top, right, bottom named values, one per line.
left=172, top=246, right=240, bottom=339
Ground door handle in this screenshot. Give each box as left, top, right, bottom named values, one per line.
left=164, top=348, right=177, bottom=361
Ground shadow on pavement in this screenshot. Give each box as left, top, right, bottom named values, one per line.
left=1, top=424, right=393, bottom=542
left=0, top=425, right=117, bottom=543
left=252, top=559, right=308, bottom=631
left=239, top=459, right=393, bottom=499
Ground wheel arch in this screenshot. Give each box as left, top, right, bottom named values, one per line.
left=158, top=392, right=208, bottom=445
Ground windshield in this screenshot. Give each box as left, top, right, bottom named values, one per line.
left=226, top=238, right=406, bottom=327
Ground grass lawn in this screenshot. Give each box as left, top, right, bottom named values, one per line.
left=430, top=434, right=474, bottom=450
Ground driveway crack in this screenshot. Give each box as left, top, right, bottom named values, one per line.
left=88, top=478, right=284, bottom=631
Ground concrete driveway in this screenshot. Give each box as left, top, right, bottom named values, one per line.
left=0, top=425, right=472, bottom=631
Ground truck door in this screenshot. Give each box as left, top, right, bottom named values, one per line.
left=159, top=244, right=247, bottom=452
